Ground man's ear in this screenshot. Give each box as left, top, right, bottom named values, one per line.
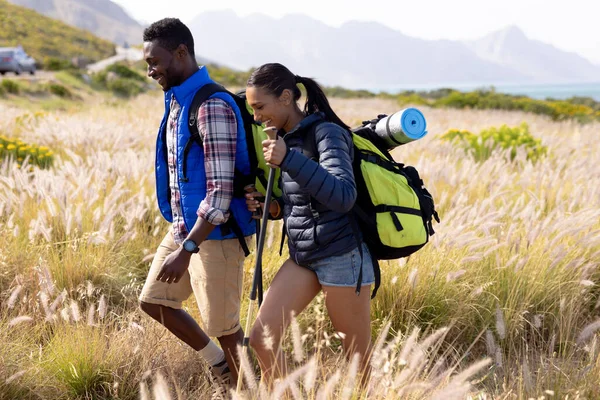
left=176, top=44, right=189, bottom=60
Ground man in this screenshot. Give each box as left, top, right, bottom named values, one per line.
left=139, top=18, right=255, bottom=387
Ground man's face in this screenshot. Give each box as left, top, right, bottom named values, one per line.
left=143, top=41, right=184, bottom=91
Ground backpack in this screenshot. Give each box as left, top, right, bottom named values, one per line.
left=184, top=83, right=282, bottom=256
left=306, top=116, right=440, bottom=297
left=350, top=117, right=440, bottom=258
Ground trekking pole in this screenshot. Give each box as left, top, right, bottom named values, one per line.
left=245, top=196, right=265, bottom=307
left=237, top=127, right=278, bottom=393
left=254, top=219, right=264, bottom=307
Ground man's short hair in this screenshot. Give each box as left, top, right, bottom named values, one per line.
left=143, top=18, right=195, bottom=58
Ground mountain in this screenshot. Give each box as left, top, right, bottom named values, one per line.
left=6, top=0, right=143, bottom=46
left=465, top=25, right=600, bottom=83
left=0, top=0, right=115, bottom=63
left=187, top=11, right=600, bottom=89
left=188, top=11, right=529, bottom=88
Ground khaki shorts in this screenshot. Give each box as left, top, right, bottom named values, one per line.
left=139, top=231, right=248, bottom=337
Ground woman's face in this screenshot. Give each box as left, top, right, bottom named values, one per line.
left=246, top=86, right=290, bottom=132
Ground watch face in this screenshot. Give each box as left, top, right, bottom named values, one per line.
left=183, top=240, right=197, bottom=252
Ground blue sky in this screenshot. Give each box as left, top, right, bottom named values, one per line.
left=114, top=0, right=600, bottom=64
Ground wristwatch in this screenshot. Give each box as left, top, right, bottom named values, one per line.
left=182, top=239, right=200, bottom=254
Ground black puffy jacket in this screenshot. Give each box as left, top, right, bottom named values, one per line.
left=278, top=112, right=358, bottom=265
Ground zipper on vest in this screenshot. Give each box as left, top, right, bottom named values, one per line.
left=160, top=124, right=171, bottom=205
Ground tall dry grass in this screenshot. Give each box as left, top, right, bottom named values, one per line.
left=0, top=93, right=599, bottom=399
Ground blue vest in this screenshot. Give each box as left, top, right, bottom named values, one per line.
left=155, top=67, right=255, bottom=240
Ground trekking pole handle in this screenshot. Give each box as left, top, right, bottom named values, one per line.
left=244, top=184, right=264, bottom=218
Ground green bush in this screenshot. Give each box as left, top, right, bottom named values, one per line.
left=91, top=70, right=107, bottom=87
left=1, top=79, right=20, bottom=94
left=90, top=65, right=148, bottom=97
left=207, top=64, right=252, bottom=87
left=441, top=122, right=547, bottom=163
left=548, top=101, right=596, bottom=123
left=430, top=90, right=600, bottom=123
left=324, top=86, right=377, bottom=99
left=565, top=96, right=600, bottom=111
left=106, top=64, right=145, bottom=82
left=107, top=78, right=143, bottom=97
left=47, top=83, right=72, bottom=98
left=417, top=87, right=456, bottom=100
left=43, top=57, right=75, bottom=71
left=397, top=92, right=429, bottom=106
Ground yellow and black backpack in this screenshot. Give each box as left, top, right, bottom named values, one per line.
left=349, top=118, right=440, bottom=296
left=306, top=116, right=440, bottom=297
left=351, top=119, right=440, bottom=260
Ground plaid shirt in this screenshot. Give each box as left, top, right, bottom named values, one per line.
left=166, top=94, right=237, bottom=244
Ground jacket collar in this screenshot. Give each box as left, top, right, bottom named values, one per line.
left=165, top=66, right=211, bottom=105
left=283, top=112, right=326, bottom=137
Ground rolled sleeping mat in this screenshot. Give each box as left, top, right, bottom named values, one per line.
left=374, top=108, right=428, bottom=149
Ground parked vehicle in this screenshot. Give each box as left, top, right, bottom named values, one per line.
left=0, top=46, right=36, bottom=75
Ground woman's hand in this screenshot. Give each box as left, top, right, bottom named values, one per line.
left=262, top=137, right=287, bottom=168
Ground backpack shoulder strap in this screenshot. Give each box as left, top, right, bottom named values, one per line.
left=233, top=90, right=262, bottom=186
left=188, top=82, right=226, bottom=144
left=186, top=83, right=254, bottom=257
left=302, top=118, right=330, bottom=161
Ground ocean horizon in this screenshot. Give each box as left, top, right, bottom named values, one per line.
left=366, top=81, right=600, bottom=101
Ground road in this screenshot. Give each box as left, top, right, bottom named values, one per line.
left=0, top=46, right=143, bottom=81
left=86, top=46, right=143, bottom=73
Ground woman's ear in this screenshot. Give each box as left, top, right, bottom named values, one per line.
left=279, top=89, right=293, bottom=106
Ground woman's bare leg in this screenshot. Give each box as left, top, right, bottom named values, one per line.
left=249, top=259, right=321, bottom=384
left=322, top=285, right=372, bottom=375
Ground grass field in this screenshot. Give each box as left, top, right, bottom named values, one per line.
left=0, top=93, right=599, bottom=399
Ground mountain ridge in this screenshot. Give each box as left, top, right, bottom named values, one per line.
left=6, top=0, right=143, bottom=46
left=6, top=1, right=599, bottom=88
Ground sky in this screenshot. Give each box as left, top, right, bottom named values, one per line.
left=112, top=0, right=600, bottom=64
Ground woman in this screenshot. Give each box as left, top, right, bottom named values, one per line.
left=244, top=63, right=375, bottom=384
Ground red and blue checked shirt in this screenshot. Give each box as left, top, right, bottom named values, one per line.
left=166, top=94, right=237, bottom=244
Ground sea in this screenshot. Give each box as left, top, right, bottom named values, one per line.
left=370, top=81, right=600, bottom=101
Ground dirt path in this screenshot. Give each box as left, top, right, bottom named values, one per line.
left=86, top=46, right=142, bottom=73
left=0, top=70, right=55, bottom=81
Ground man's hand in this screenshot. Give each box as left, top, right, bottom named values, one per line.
left=245, top=190, right=265, bottom=218
left=156, top=247, right=192, bottom=284
left=245, top=190, right=280, bottom=219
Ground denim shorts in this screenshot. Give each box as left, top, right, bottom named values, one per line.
left=304, top=243, right=375, bottom=287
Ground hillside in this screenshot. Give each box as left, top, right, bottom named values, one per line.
left=0, top=0, right=116, bottom=64
left=6, top=0, right=143, bottom=46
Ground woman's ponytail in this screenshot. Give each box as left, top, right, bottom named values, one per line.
left=296, top=75, right=349, bottom=130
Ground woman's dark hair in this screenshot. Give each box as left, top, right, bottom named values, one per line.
left=143, top=18, right=195, bottom=58
left=247, top=63, right=349, bottom=129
